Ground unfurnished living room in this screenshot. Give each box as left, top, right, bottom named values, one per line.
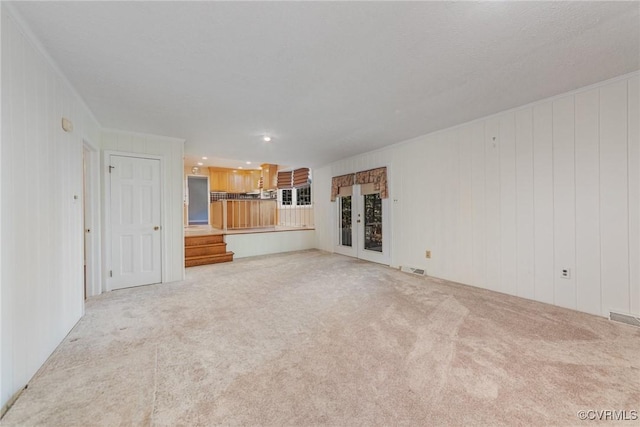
left=1, top=1, right=639, bottom=426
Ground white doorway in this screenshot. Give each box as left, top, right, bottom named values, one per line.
left=83, top=140, right=101, bottom=297
left=187, top=175, right=209, bottom=225
left=335, top=184, right=390, bottom=265
left=106, top=154, right=162, bottom=290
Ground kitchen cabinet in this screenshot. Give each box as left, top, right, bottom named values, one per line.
left=261, top=164, right=278, bottom=189
left=246, top=170, right=261, bottom=191
left=228, top=171, right=244, bottom=193
left=209, top=169, right=229, bottom=191
left=210, top=167, right=266, bottom=193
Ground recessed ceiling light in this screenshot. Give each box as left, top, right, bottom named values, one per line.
left=238, top=166, right=243, bottom=169
left=197, top=162, right=203, bottom=166
left=246, top=161, right=251, bottom=165
left=263, top=136, right=271, bottom=142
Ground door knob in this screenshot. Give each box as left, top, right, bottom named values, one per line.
left=154, top=226, right=160, bottom=231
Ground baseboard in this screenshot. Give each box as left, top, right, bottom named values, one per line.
left=1, top=385, right=27, bottom=419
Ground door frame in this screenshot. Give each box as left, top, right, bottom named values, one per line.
left=186, top=174, right=210, bottom=226
left=103, top=151, right=164, bottom=292
left=356, top=188, right=390, bottom=265
left=83, top=139, right=101, bottom=297
left=335, top=189, right=357, bottom=258
left=334, top=183, right=391, bottom=265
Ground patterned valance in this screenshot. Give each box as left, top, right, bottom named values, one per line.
left=355, top=167, right=388, bottom=199
left=330, top=167, right=388, bottom=201
left=330, top=173, right=355, bottom=201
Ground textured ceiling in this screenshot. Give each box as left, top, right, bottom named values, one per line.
left=10, top=1, right=640, bottom=168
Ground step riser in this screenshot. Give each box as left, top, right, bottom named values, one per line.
left=185, top=245, right=228, bottom=257
left=185, top=254, right=233, bottom=267
left=185, top=235, right=224, bottom=246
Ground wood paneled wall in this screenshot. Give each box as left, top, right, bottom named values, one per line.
left=315, top=73, right=639, bottom=318
left=1, top=7, right=101, bottom=408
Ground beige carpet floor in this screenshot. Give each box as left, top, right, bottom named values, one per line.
left=2, top=250, right=639, bottom=426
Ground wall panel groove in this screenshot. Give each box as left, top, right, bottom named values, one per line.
left=315, top=73, right=639, bottom=320
left=1, top=9, right=101, bottom=408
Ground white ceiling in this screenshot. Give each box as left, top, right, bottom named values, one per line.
left=11, top=1, right=640, bottom=168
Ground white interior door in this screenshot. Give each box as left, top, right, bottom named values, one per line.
left=109, top=155, right=162, bottom=290
left=335, top=184, right=390, bottom=265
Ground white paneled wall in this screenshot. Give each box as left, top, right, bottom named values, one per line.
left=227, top=230, right=316, bottom=259
left=315, top=73, right=639, bottom=318
left=1, top=8, right=101, bottom=408
left=101, top=130, right=185, bottom=285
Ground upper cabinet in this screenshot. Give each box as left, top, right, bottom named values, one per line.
left=210, top=169, right=229, bottom=192
left=228, top=171, right=245, bottom=193
left=248, top=170, right=261, bottom=191
left=261, top=164, right=278, bottom=190
left=209, top=167, right=264, bottom=192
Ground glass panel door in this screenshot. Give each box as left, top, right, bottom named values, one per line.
left=335, top=184, right=389, bottom=264
left=363, top=193, right=382, bottom=252
left=339, top=195, right=352, bottom=247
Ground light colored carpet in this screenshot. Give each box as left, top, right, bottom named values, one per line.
left=2, top=250, right=639, bottom=426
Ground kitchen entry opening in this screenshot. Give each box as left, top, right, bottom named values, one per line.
left=187, top=175, right=209, bottom=225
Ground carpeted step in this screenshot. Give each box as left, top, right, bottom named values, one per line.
left=185, top=252, right=234, bottom=267
left=185, top=243, right=228, bottom=257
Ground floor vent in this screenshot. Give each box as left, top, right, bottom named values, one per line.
left=610, top=312, right=640, bottom=327
left=400, top=266, right=427, bottom=276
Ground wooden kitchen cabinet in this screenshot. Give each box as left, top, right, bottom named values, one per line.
left=247, top=170, right=261, bottom=191
left=210, top=167, right=266, bottom=193
left=227, top=171, right=245, bottom=193
left=209, top=169, right=229, bottom=191
left=261, top=164, right=278, bottom=190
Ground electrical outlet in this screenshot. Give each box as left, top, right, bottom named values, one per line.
left=561, top=268, right=571, bottom=279
left=425, top=250, right=431, bottom=259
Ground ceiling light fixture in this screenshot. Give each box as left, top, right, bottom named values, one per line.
left=197, top=162, right=203, bottom=166
left=246, top=161, right=251, bottom=165
left=238, top=166, right=243, bottom=169
left=202, top=156, right=208, bottom=160
left=263, top=136, right=271, bottom=142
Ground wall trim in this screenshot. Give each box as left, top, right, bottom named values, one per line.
left=83, top=140, right=102, bottom=298
left=101, top=128, right=186, bottom=144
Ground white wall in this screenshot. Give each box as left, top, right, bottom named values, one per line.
left=1, top=6, right=101, bottom=408
left=315, top=73, right=640, bottom=318
left=101, top=130, right=185, bottom=286
left=227, top=230, right=316, bottom=259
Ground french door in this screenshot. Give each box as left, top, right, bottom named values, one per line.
left=335, top=184, right=390, bottom=265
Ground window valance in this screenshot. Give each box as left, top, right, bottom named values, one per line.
left=355, top=167, right=388, bottom=199
left=330, top=167, right=388, bottom=201
left=330, top=173, right=355, bottom=201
